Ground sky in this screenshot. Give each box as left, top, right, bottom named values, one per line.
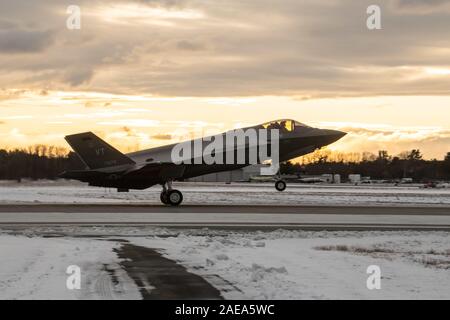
left=0, top=0, right=449, bottom=159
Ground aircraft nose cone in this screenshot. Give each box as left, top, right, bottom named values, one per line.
left=328, top=129, right=347, bottom=140
left=315, top=129, right=347, bottom=146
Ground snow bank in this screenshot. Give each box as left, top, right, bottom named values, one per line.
left=0, top=226, right=448, bottom=300
left=130, top=229, right=450, bottom=299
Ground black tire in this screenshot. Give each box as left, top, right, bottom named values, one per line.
left=275, top=180, right=286, bottom=192
left=167, top=189, right=183, bottom=206
left=160, top=191, right=169, bottom=205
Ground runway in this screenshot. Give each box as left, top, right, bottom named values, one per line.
left=0, top=204, right=449, bottom=230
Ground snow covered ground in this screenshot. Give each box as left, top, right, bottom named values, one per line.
left=0, top=227, right=448, bottom=299
left=1, top=180, right=448, bottom=299
left=0, top=180, right=449, bottom=206
left=134, top=229, right=450, bottom=299
left=0, top=233, right=140, bottom=300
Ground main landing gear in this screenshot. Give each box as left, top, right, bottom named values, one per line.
left=160, top=181, right=183, bottom=206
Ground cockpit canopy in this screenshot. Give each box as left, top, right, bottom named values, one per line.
left=261, top=119, right=309, bottom=132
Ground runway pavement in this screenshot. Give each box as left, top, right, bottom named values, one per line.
left=0, top=204, right=449, bottom=214
left=0, top=204, right=449, bottom=230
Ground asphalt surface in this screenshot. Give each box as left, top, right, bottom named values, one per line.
left=0, top=204, right=449, bottom=230
left=0, top=204, right=449, bottom=214
left=115, top=243, right=223, bottom=300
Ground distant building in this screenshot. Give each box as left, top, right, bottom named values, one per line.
left=333, top=174, right=341, bottom=184
left=348, top=174, right=361, bottom=184
left=401, top=178, right=413, bottom=184
left=319, top=174, right=341, bottom=184
left=321, top=174, right=333, bottom=183
left=348, top=174, right=372, bottom=184
left=187, top=165, right=345, bottom=184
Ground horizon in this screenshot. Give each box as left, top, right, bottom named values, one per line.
left=1, top=139, right=447, bottom=164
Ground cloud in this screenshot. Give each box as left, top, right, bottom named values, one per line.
left=0, top=28, right=54, bottom=53
left=393, top=0, right=450, bottom=13
left=120, top=126, right=142, bottom=138
left=127, top=0, right=192, bottom=10
left=0, top=0, right=450, bottom=97
left=176, top=40, right=205, bottom=51
left=98, top=119, right=160, bottom=127
left=0, top=19, right=16, bottom=29
left=151, top=133, right=172, bottom=140
left=1, top=115, right=33, bottom=120
left=63, top=68, right=94, bottom=86
left=324, top=123, right=450, bottom=159
left=0, top=89, right=27, bottom=101
left=325, top=122, right=450, bottom=141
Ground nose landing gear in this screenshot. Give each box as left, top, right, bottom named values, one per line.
left=275, top=179, right=286, bottom=192
left=160, top=181, right=183, bottom=206
left=274, top=167, right=287, bottom=192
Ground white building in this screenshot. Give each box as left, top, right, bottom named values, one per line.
left=348, top=174, right=361, bottom=184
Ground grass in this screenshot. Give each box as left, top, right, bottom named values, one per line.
left=314, top=244, right=450, bottom=269
left=314, top=245, right=395, bottom=254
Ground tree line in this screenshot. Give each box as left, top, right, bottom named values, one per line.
left=0, top=146, right=449, bottom=182
left=282, top=150, right=450, bottom=182
left=0, top=146, right=83, bottom=181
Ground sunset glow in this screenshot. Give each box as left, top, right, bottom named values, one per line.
left=1, top=0, right=449, bottom=159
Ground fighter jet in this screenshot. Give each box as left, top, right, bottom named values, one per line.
left=60, top=119, right=346, bottom=206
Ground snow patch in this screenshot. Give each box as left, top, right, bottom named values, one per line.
left=0, top=234, right=140, bottom=300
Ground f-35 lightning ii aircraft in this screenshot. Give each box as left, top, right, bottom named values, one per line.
left=60, top=119, right=346, bottom=206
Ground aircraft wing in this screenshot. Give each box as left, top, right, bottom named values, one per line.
left=59, top=161, right=186, bottom=188
left=122, top=162, right=186, bottom=181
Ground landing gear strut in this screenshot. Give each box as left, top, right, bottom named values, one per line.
left=274, top=168, right=286, bottom=192
left=160, top=181, right=183, bottom=206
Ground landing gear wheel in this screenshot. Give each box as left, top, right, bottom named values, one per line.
left=167, top=189, right=183, bottom=206
left=275, top=180, right=286, bottom=192
left=160, top=191, right=169, bottom=205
